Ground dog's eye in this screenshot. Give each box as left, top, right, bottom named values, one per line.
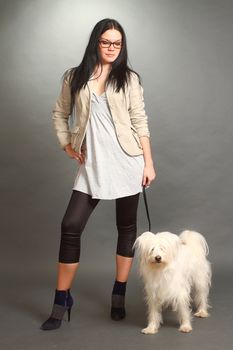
left=150, top=247, right=155, bottom=253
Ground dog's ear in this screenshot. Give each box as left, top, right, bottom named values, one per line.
left=132, top=236, right=142, bottom=253
left=170, top=234, right=182, bottom=259
left=132, top=231, right=155, bottom=256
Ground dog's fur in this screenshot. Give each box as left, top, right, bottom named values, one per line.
left=133, top=230, right=212, bottom=334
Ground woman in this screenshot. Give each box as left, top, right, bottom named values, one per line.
left=40, top=18, right=156, bottom=331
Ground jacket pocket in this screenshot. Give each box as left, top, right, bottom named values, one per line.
left=130, top=126, right=142, bottom=149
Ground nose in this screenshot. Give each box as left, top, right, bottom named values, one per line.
left=155, top=255, right=162, bottom=263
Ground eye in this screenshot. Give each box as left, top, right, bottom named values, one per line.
left=150, top=247, right=155, bottom=253
left=99, top=40, right=109, bottom=46
left=114, top=41, right=121, bottom=47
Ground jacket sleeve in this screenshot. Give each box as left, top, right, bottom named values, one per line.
left=128, top=72, right=150, bottom=138
left=52, top=76, right=72, bottom=150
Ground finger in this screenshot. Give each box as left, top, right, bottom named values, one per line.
left=74, top=152, right=83, bottom=159
left=143, top=176, right=147, bottom=186
left=74, top=155, right=82, bottom=163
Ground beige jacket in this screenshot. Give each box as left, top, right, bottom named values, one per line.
left=52, top=71, right=150, bottom=156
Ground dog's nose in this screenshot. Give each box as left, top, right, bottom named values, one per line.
left=155, top=255, right=162, bottom=262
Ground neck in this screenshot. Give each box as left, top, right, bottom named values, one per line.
left=95, top=62, right=112, bottom=74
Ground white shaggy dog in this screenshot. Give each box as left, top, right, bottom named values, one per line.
left=133, top=230, right=212, bottom=334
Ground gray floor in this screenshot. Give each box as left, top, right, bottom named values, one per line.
left=1, top=261, right=232, bottom=350
left=0, top=189, right=232, bottom=350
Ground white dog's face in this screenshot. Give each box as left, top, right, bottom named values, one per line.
left=133, top=231, right=181, bottom=268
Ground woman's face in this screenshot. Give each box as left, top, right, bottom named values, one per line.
left=98, top=29, right=122, bottom=65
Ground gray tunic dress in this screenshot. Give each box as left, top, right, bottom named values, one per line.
left=72, top=91, right=144, bottom=200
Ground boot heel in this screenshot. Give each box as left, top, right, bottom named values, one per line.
left=67, top=307, right=72, bottom=322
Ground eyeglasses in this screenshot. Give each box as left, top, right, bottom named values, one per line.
left=98, top=39, right=122, bottom=49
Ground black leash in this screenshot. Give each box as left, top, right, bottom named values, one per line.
left=142, top=185, right=151, bottom=232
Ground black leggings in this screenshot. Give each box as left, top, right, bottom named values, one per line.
left=58, top=190, right=140, bottom=263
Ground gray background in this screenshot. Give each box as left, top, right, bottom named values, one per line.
left=0, top=0, right=232, bottom=349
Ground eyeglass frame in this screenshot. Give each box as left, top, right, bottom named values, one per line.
left=98, top=38, right=122, bottom=49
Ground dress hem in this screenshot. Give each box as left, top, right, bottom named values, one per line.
left=71, top=187, right=143, bottom=200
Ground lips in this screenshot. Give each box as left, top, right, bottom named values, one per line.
left=106, top=54, right=115, bottom=57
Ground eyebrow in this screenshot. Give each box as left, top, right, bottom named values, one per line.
left=100, top=38, right=122, bottom=42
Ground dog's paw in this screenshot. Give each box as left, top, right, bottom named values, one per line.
left=141, top=326, right=158, bottom=335
left=179, top=324, right=192, bottom=333
left=194, top=309, right=209, bottom=318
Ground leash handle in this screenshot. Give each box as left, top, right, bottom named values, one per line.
left=142, top=185, right=151, bottom=232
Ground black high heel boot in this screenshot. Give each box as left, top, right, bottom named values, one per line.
left=111, top=294, right=126, bottom=320
left=40, top=289, right=73, bottom=330
left=110, top=280, right=126, bottom=321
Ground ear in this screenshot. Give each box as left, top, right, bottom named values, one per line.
left=132, top=235, right=143, bottom=255
left=132, top=231, right=155, bottom=256
left=171, top=234, right=182, bottom=257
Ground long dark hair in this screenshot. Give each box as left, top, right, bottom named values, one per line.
left=62, top=18, right=141, bottom=109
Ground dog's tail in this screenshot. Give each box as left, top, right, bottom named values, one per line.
left=179, top=230, right=209, bottom=256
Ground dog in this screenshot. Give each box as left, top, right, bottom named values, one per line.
left=132, top=230, right=212, bottom=334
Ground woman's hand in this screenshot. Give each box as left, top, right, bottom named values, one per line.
left=137, top=136, right=156, bottom=188
left=142, top=163, right=156, bottom=187
left=64, top=144, right=86, bottom=164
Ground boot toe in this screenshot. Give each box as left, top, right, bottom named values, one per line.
left=40, top=317, right=62, bottom=330
left=111, top=307, right=126, bottom=321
